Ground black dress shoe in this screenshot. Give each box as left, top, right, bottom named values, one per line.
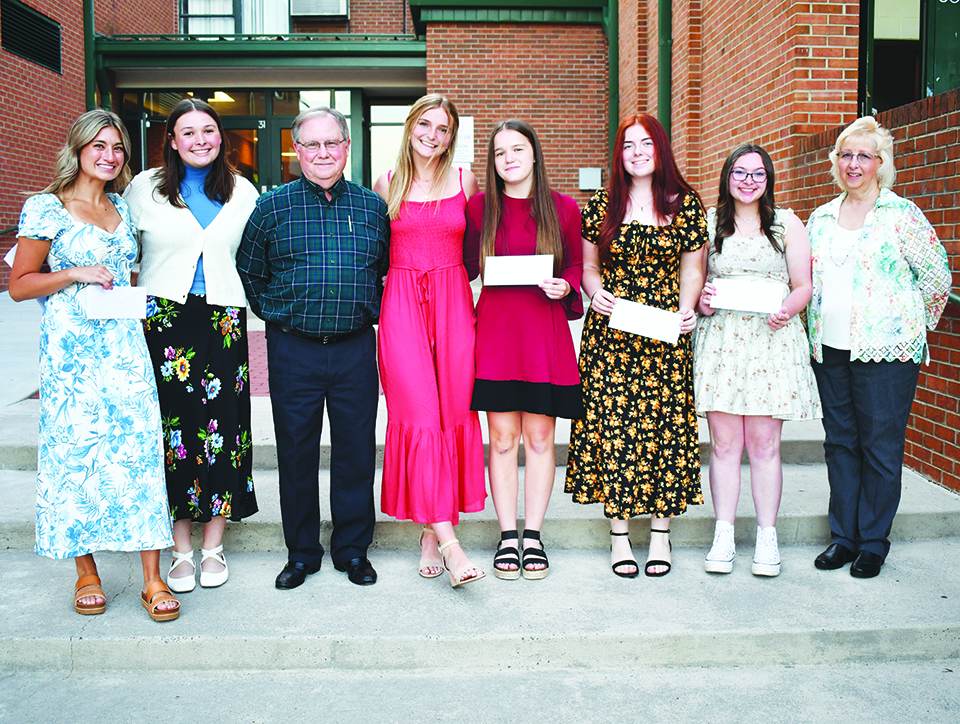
left=334, top=557, right=377, bottom=586
left=275, top=561, right=320, bottom=590
left=850, top=550, right=884, bottom=578
left=814, top=543, right=857, bottom=570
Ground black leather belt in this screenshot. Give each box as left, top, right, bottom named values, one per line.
left=272, top=323, right=370, bottom=345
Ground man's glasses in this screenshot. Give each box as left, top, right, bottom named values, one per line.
left=297, top=139, right=346, bottom=153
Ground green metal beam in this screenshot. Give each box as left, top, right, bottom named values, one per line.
left=408, top=0, right=605, bottom=34
left=657, top=0, right=672, bottom=138
left=84, top=0, right=96, bottom=108
left=605, top=0, right=618, bottom=153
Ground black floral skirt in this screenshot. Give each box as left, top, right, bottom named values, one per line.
left=143, top=294, right=258, bottom=523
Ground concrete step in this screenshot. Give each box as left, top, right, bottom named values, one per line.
left=3, top=539, right=960, bottom=674
left=0, top=397, right=828, bottom=471
left=3, top=660, right=960, bottom=724
left=4, top=464, right=959, bottom=553
left=4, top=660, right=960, bottom=724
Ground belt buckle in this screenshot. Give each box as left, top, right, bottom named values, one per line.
left=321, top=334, right=334, bottom=344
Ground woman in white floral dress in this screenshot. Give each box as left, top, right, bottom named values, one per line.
left=9, top=110, right=178, bottom=621
left=693, top=144, right=821, bottom=578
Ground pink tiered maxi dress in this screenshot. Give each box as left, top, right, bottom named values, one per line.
left=378, top=178, right=487, bottom=525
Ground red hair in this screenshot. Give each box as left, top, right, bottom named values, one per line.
left=597, top=114, right=699, bottom=262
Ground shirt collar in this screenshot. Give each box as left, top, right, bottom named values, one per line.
left=301, top=174, right=348, bottom=203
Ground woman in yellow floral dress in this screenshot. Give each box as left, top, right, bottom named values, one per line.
left=565, top=114, right=706, bottom=578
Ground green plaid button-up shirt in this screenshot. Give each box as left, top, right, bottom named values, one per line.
left=237, top=175, right=390, bottom=337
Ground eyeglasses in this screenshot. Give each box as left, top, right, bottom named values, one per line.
left=730, top=169, right=767, bottom=183
left=297, top=139, right=346, bottom=153
left=838, top=152, right=879, bottom=164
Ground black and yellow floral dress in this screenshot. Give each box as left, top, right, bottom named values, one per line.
left=564, top=189, right=706, bottom=519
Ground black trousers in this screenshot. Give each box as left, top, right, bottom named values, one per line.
left=267, top=325, right=378, bottom=568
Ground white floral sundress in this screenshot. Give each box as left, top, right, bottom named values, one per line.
left=19, top=193, right=174, bottom=559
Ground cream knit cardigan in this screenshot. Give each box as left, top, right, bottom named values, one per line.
left=124, top=169, right=260, bottom=307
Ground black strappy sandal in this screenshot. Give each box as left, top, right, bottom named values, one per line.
left=521, top=530, right=549, bottom=580
left=610, top=530, right=639, bottom=578
left=645, top=528, right=672, bottom=577
left=493, top=530, right=521, bottom=580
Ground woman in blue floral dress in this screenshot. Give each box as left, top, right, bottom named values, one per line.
left=124, top=99, right=259, bottom=593
left=9, top=110, right=179, bottom=621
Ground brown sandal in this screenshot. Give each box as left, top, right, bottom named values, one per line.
left=74, top=574, right=106, bottom=615
left=141, top=580, right=180, bottom=622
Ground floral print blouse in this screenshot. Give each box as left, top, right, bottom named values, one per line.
left=807, top=188, right=951, bottom=364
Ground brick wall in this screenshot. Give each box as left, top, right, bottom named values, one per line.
left=95, top=0, right=176, bottom=36
left=617, top=0, right=647, bottom=116
left=0, top=0, right=176, bottom=290
left=427, top=22, right=608, bottom=208
left=1, top=1, right=85, bottom=288
left=782, top=89, right=960, bottom=493
left=294, top=0, right=413, bottom=34
left=689, top=0, right=860, bottom=207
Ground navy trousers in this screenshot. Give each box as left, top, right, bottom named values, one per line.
left=267, top=325, right=378, bottom=569
left=811, top=345, right=921, bottom=558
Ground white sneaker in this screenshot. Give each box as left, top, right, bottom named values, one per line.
left=705, top=521, right=735, bottom=573
left=752, top=526, right=781, bottom=577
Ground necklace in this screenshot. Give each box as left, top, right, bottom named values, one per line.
left=629, top=192, right=651, bottom=215
left=734, top=216, right=760, bottom=237
left=828, top=226, right=860, bottom=267
left=412, top=176, right=434, bottom=199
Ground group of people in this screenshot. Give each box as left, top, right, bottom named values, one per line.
left=10, top=94, right=950, bottom=619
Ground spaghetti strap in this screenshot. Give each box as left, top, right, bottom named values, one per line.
left=458, top=167, right=464, bottom=192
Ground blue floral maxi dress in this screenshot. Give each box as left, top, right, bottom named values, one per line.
left=19, top=194, right=174, bottom=559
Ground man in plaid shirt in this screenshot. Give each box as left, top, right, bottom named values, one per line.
left=238, top=106, right=390, bottom=590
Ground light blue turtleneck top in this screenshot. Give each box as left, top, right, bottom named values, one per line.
left=181, top=164, right=224, bottom=295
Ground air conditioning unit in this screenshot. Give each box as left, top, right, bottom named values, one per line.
left=290, top=0, right=348, bottom=17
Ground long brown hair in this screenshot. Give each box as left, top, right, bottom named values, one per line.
left=597, top=114, right=699, bottom=262
left=479, top=120, right=563, bottom=277
left=154, top=98, right=237, bottom=208
left=714, top=143, right=782, bottom=255
left=40, top=109, right=133, bottom=196
left=385, top=94, right=459, bottom=219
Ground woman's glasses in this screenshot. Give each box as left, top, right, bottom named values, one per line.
left=730, top=169, right=767, bottom=183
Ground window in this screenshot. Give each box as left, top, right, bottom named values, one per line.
left=180, top=0, right=241, bottom=34
left=1, top=0, right=61, bottom=73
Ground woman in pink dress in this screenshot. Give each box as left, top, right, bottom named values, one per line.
left=463, top=120, right=583, bottom=580
left=374, top=94, right=487, bottom=588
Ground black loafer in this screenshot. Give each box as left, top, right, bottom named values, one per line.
left=334, top=557, right=377, bottom=586
left=275, top=561, right=321, bottom=590
left=850, top=550, right=884, bottom=578
left=814, top=543, right=857, bottom=570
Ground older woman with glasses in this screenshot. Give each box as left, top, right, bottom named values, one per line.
left=807, top=116, right=950, bottom=578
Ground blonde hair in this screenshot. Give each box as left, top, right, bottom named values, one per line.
left=385, top=94, right=459, bottom=219
left=40, top=109, right=133, bottom=196
left=829, top=116, right=896, bottom=192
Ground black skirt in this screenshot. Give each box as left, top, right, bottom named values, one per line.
left=143, top=294, right=258, bottom=522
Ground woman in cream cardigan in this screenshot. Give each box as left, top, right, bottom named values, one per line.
left=125, top=98, right=259, bottom=593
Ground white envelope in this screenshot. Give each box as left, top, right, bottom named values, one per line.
left=483, top=254, right=553, bottom=286
left=85, top=286, right=148, bottom=319
left=709, top=277, right=783, bottom=315
left=608, top=298, right=681, bottom=344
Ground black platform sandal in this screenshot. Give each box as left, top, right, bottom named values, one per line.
left=645, top=528, right=672, bottom=577
left=610, top=530, right=639, bottom=578
left=493, top=530, right=521, bottom=580
left=521, top=530, right=549, bottom=580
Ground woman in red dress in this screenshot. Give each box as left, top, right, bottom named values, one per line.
left=464, top=120, right=583, bottom=580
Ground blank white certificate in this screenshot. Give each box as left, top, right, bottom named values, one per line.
left=85, top=286, right=148, bottom=319
left=710, top=277, right=783, bottom=315
left=608, top=298, right=681, bottom=344
left=483, top=254, right=553, bottom=286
